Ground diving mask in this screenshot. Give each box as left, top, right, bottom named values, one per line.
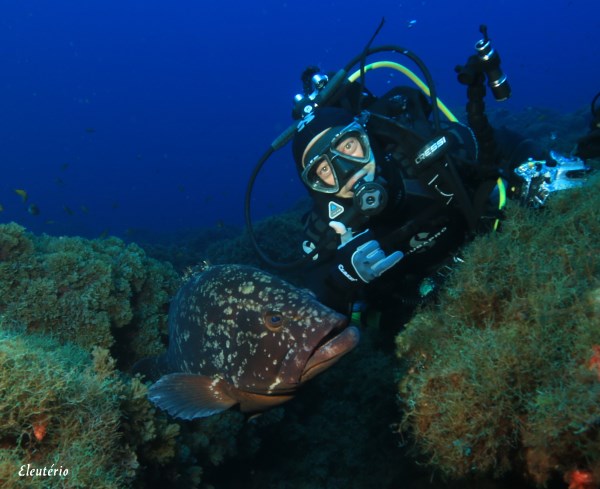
left=300, top=121, right=375, bottom=194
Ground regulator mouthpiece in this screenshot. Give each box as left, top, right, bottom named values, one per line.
left=352, top=179, right=388, bottom=216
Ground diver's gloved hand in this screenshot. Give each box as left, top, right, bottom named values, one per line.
left=328, top=221, right=403, bottom=291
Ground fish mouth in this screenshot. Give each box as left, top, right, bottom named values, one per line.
left=300, top=324, right=360, bottom=383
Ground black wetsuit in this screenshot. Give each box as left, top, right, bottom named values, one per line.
left=299, top=86, right=543, bottom=322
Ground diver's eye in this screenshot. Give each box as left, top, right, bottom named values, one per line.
left=317, top=162, right=331, bottom=177
left=336, top=136, right=362, bottom=156
left=264, top=311, right=285, bottom=332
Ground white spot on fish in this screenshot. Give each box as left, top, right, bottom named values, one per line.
left=240, top=282, right=255, bottom=294
left=268, top=376, right=282, bottom=393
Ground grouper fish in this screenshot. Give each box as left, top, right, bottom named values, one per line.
left=133, top=264, right=360, bottom=420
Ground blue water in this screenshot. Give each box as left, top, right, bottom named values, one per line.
left=0, top=0, right=598, bottom=239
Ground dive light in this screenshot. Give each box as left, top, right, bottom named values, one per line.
left=456, top=24, right=511, bottom=102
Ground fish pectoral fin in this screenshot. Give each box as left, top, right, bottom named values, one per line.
left=148, top=373, right=237, bottom=420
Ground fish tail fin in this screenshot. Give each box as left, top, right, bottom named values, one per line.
left=131, top=355, right=169, bottom=382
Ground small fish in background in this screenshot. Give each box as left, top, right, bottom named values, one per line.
left=133, top=264, right=360, bottom=420
left=14, top=189, right=28, bottom=202
left=54, top=177, right=65, bottom=186
left=60, top=163, right=70, bottom=171
left=0, top=204, right=4, bottom=212
left=62, top=205, right=74, bottom=215
left=80, top=205, right=89, bottom=214
left=85, top=127, right=96, bottom=134
left=407, top=19, right=417, bottom=28
left=27, top=204, right=40, bottom=216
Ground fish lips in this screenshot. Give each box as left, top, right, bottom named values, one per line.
left=299, top=321, right=360, bottom=384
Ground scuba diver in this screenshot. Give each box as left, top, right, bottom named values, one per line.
left=245, top=23, right=595, bottom=326
left=289, top=89, right=537, bottom=317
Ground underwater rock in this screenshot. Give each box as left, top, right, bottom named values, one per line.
left=396, top=174, right=600, bottom=486
left=0, top=223, right=180, bottom=364
left=0, top=225, right=264, bottom=488
left=0, top=325, right=257, bottom=489
left=0, top=329, right=133, bottom=488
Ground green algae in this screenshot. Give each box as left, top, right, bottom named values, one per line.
left=396, top=174, right=600, bottom=485
left=0, top=224, right=180, bottom=363
left=0, top=226, right=262, bottom=488
left=0, top=329, right=130, bottom=488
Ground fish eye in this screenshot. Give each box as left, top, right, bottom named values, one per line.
left=264, top=311, right=285, bottom=332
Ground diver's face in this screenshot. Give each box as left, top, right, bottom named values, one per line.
left=303, top=129, right=375, bottom=199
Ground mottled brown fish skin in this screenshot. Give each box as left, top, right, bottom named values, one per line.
left=138, top=264, right=359, bottom=419
left=169, top=265, right=349, bottom=392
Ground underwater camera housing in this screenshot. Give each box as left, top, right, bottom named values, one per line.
left=513, top=151, right=593, bottom=208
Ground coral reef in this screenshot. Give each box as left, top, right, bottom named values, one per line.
left=0, top=328, right=132, bottom=488
left=396, top=174, right=600, bottom=486
left=0, top=325, right=257, bottom=489
left=137, top=203, right=309, bottom=284
left=222, top=327, right=523, bottom=489
left=0, top=223, right=180, bottom=364
left=486, top=105, right=591, bottom=156
left=0, top=104, right=596, bottom=489
left=204, top=210, right=306, bottom=270
left=0, top=225, right=261, bottom=488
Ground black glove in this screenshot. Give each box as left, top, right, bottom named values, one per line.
left=328, top=223, right=403, bottom=292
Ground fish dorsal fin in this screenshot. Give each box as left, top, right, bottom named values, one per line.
left=148, top=373, right=237, bottom=420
